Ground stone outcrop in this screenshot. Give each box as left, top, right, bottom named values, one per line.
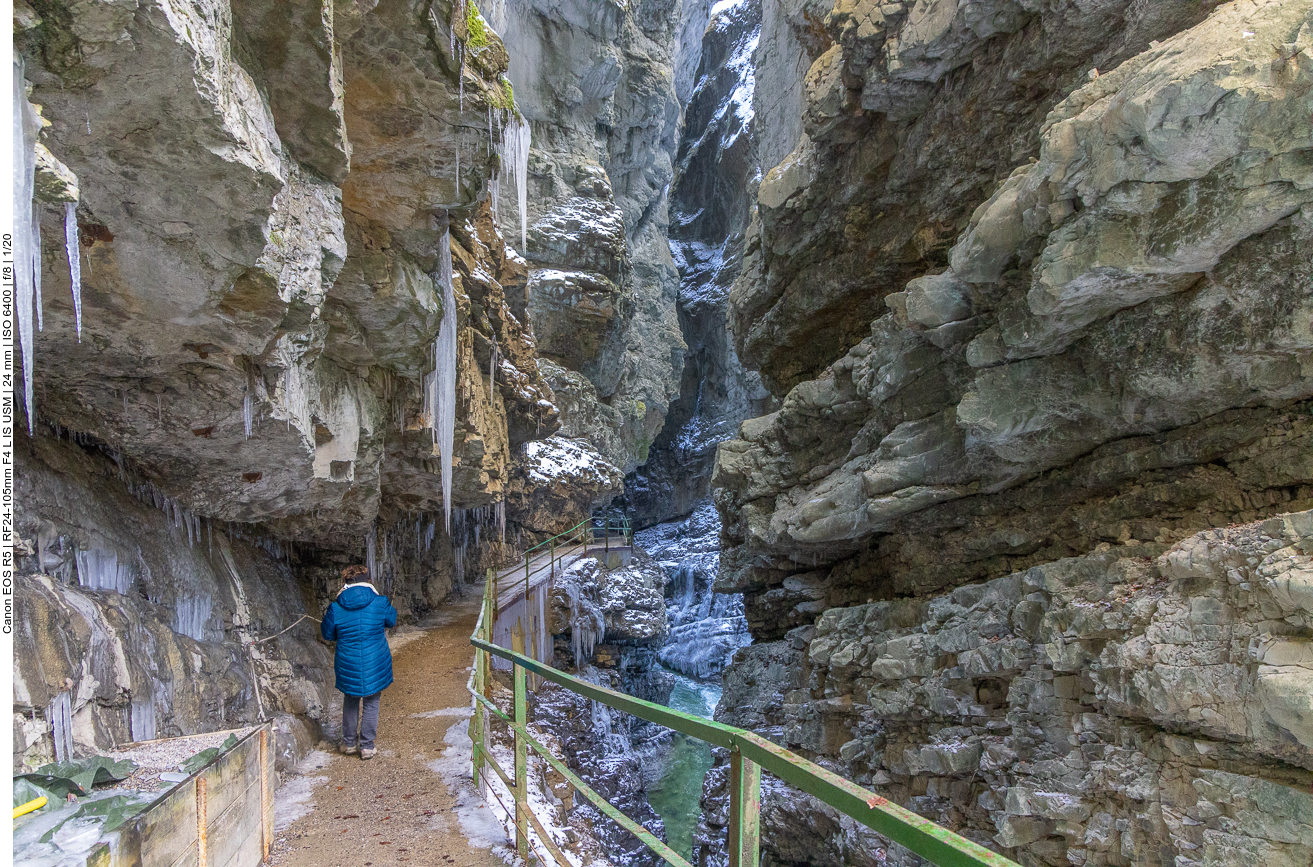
left=10, top=0, right=634, bottom=765
left=14, top=433, right=332, bottom=771
left=494, top=0, right=706, bottom=476
left=702, top=513, right=1313, bottom=867
left=717, top=1, right=1313, bottom=606
left=707, top=1, right=1313, bottom=865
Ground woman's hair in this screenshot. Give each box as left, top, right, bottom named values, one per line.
left=341, top=565, right=370, bottom=582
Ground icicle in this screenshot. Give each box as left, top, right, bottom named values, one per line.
left=14, top=59, right=38, bottom=434
left=458, top=45, right=465, bottom=112
left=424, top=229, right=458, bottom=531
left=64, top=202, right=82, bottom=340
left=243, top=390, right=254, bottom=439
left=366, top=525, right=378, bottom=581
left=454, top=136, right=460, bottom=197
left=498, top=113, right=531, bottom=251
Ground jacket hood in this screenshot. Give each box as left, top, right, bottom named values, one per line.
left=337, top=582, right=380, bottom=610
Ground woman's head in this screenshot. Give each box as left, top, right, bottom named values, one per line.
left=341, top=565, right=369, bottom=584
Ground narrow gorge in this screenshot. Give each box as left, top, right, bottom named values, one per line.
left=11, top=1, right=1313, bottom=866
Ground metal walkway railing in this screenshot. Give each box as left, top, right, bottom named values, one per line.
left=466, top=570, right=1021, bottom=867
left=488, top=518, right=632, bottom=672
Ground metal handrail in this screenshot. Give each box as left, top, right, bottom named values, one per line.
left=497, top=517, right=632, bottom=614
left=467, top=571, right=1020, bottom=867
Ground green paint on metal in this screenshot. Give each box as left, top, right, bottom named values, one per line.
left=473, top=636, right=739, bottom=747
left=470, top=552, right=1020, bottom=867
left=516, top=725, right=694, bottom=867
left=727, top=748, right=761, bottom=867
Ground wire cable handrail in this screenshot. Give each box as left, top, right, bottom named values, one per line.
left=466, top=570, right=1022, bottom=867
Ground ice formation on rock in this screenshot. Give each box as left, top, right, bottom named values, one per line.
left=74, top=547, right=135, bottom=594
left=13, top=59, right=38, bottom=433
left=636, top=504, right=751, bottom=679
left=499, top=113, right=531, bottom=251
left=424, top=229, right=459, bottom=530
left=65, top=202, right=82, bottom=340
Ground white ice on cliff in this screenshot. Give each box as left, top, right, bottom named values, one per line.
left=65, top=202, right=82, bottom=340
left=14, top=59, right=38, bottom=433
left=424, top=229, right=459, bottom=531
left=520, top=435, right=618, bottom=487
left=13, top=58, right=87, bottom=429
left=499, top=113, right=531, bottom=252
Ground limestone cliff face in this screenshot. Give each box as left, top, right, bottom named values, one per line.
left=709, top=0, right=1313, bottom=864
left=626, top=0, right=775, bottom=526
left=11, top=0, right=627, bottom=764
left=493, top=0, right=707, bottom=476
left=708, top=515, right=1313, bottom=867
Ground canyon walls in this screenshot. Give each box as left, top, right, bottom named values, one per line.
left=10, top=0, right=652, bottom=767
left=492, top=0, right=706, bottom=477
left=710, top=0, right=1313, bottom=864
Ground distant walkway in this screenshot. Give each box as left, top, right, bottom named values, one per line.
left=489, top=524, right=630, bottom=670
left=490, top=542, right=588, bottom=670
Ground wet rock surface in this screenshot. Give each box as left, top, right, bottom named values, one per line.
left=699, top=514, right=1313, bottom=866
left=12, top=0, right=625, bottom=769
left=626, top=0, right=774, bottom=527
left=496, top=0, right=703, bottom=477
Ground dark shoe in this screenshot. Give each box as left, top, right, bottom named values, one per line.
left=341, top=741, right=358, bottom=755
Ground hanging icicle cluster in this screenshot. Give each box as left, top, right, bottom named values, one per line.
left=14, top=59, right=40, bottom=434
left=423, top=228, right=459, bottom=531
left=499, top=113, right=531, bottom=252
left=13, top=58, right=89, bottom=431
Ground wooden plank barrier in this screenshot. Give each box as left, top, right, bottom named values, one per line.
left=101, top=722, right=275, bottom=867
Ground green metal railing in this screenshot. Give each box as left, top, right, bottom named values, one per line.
left=496, top=516, right=633, bottom=611
left=466, top=569, right=1020, bottom=867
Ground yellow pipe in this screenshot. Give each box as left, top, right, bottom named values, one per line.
left=13, top=795, right=48, bottom=819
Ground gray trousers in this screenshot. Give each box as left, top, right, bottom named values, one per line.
left=342, top=692, right=381, bottom=749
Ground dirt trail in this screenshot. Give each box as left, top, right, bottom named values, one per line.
left=271, top=593, right=511, bottom=867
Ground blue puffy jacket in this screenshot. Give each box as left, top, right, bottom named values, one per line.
left=321, top=583, right=398, bottom=697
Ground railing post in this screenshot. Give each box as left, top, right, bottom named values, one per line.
left=511, top=620, right=530, bottom=860
left=471, top=570, right=492, bottom=787
left=605, top=520, right=610, bottom=554
left=728, top=745, right=761, bottom=867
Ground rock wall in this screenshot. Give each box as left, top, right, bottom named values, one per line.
left=705, top=513, right=1313, bottom=867
left=709, top=0, right=1313, bottom=864
left=626, top=0, right=774, bottom=526
left=493, top=0, right=707, bottom=476
left=14, top=432, right=332, bottom=771
left=12, top=0, right=627, bottom=765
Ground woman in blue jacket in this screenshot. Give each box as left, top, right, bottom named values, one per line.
left=321, top=566, right=398, bottom=759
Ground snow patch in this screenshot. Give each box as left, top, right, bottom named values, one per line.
left=274, top=750, right=332, bottom=831
left=521, top=436, right=621, bottom=487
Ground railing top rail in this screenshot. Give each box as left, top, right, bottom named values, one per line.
left=523, top=518, right=591, bottom=556
left=469, top=633, right=1021, bottom=867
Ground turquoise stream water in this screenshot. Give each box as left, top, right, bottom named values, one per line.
left=646, top=670, right=722, bottom=860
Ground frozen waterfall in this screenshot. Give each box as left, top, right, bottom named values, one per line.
left=636, top=504, right=751, bottom=680
left=424, top=229, right=459, bottom=531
